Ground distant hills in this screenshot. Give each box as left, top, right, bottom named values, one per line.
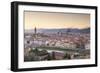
left=25, top=28, right=90, bottom=34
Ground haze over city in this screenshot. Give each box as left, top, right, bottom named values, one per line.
left=24, top=11, right=90, bottom=61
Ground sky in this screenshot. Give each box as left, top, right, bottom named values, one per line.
left=24, top=11, right=90, bottom=29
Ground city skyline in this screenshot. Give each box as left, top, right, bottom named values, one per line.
left=24, top=11, right=90, bottom=29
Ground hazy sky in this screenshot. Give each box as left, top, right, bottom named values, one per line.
left=24, top=11, right=90, bottom=29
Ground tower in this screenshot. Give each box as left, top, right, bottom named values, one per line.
left=34, top=26, right=37, bottom=35
left=34, top=26, right=37, bottom=38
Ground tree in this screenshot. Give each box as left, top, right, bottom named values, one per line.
left=63, top=53, right=71, bottom=59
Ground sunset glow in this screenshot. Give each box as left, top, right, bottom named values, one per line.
left=24, top=11, right=90, bottom=29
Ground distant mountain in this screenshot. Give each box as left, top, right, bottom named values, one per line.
left=25, top=28, right=90, bottom=34
left=80, top=28, right=90, bottom=33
